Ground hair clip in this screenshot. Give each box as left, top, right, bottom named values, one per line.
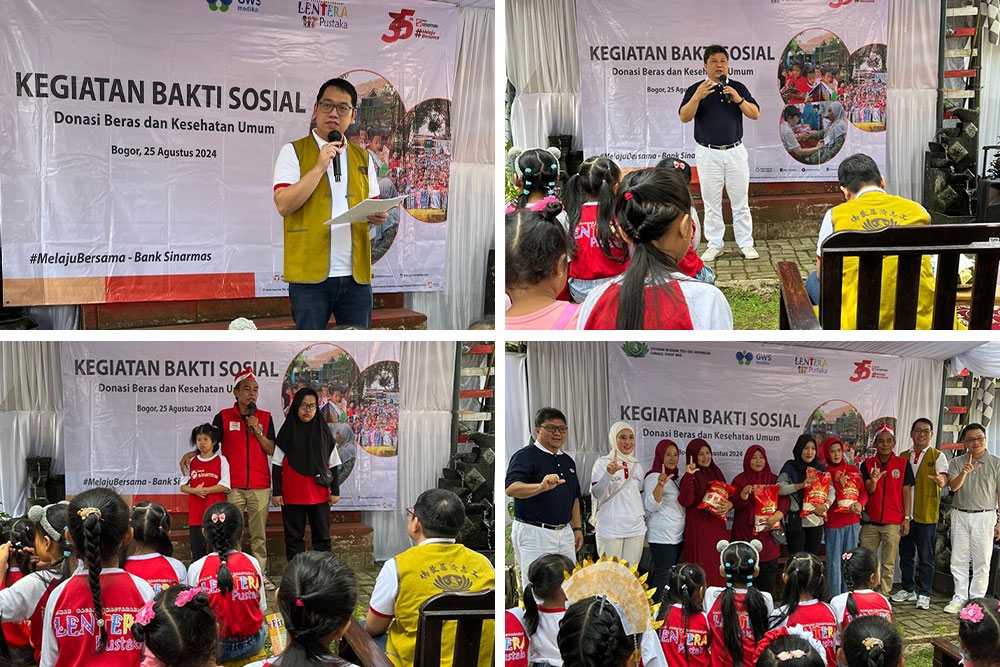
left=861, top=637, right=884, bottom=651
left=777, top=650, right=806, bottom=662
left=842, top=552, right=853, bottom=561
left=295, top=598, right=305, bottom=607
left=747, top=582, right=753, bottom=587
left=211, top=513, right=226, bottom=524
left=77, top=507, right=102, bottom=521
left=748, top=558, right=755, bottom=565
left=522, top=189, right=530, bottom=195
left=175, top=589, right=200, bottom=608
left=523, top=167, right=532, bottom=173
left=63, top=550, right=72, bottom=557
left=96, top=618, right=104, bottom=627
left=548, top=181, right=555, bottom=186
left=960, top=603, right=985, bottom=623
left=623, top=192, right=633, bottom=200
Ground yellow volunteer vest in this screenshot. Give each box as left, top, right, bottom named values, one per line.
left=900, top=447, right=943, bottom=524
left=386, top=542, right=495, bottom=667
left=828, top=190, right=934, bottom=329
left=282, top=136, right=371, bottom=284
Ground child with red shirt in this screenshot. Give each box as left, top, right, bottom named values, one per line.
left=0, top=517, right=37, bottom=666
left=704, top=540, right=773, bottom=667
left=188, top=502, right=266, bottom=663
left=770, top=553, right=837, bottom=667
left=830, top=547, right=892, bottom=638
left=659, top=563, right=712, bottom=667
left=123, top=503, right=187, bottom=594
left=40, top=488, right=155, bottom=667
left=655, top=157, right=715, bottom=285
left=180, top=424, right=231, bottom=563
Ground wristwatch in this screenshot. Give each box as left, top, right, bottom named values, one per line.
left=572, top=527, right=583, bottom=532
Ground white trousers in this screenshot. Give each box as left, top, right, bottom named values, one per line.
left=950, top=510, right=995, bottom=601
left=510, top=520, right=575, bottom=588
left=695, top=143, right=753, bottom=249
left=595, top=534, right=645, bottom=566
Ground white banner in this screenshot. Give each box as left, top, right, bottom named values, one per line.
left=577, top=0, right=887, bottom=181
left=608, top=342, right=900, bottom=481
left=1, top=1, right=457, bottom=306
left=61, top=341, right=401, bottom=511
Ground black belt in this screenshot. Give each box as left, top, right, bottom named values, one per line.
left=954, top=508, right=994, bottom=514
left=515, top=518, right=567, bottom=531
left=698, top=141, right=742, bottom=151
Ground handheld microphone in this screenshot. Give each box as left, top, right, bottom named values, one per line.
left=719, top=75, right=728, bottom=86
left=327, top=130, right=344, bottom=182
left=247, top=401, right=257, bottom=417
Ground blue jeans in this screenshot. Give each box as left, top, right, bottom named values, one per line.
left=898, top=520, right=937, bottom=596
left=806, top=271, right=820, bottom=305
left=288, top=276, right=373, bottom=330
left=359, top=619, right=389, bottom=652
left=217, top=623, right=266, bottom=662
left=825, top=522, right=861, bottom=596
left=648, top=542, right=683, bottom=604
left=694, top=264, right=716, bottom=285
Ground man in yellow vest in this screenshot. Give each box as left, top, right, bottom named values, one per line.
left=273, top=78, right=387, bottom=329
left=891, top=418, right=948, bottom=610
left=365, top=488, right=494, bottom=667
left=805, top=153, right=935, bottom=329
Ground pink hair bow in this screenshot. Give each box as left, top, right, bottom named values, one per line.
left=211, top=513, right=226, bottom=524
left=175, top=589, right=200, bottom=608
left=960, top=603, right=985, bottom=623
left=135, top=599, right=156, bottom=626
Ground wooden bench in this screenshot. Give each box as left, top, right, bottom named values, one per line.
left=415, top=589, right=495, bottom=667
left=931, top=637, right=963, bottom=667
left=778, top=223, right=1000, bottom=329
left=339, top=618, right=395, bottom=667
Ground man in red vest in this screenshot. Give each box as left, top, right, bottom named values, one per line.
left=859, top=423, right=914, bottom=595
left=181, top=366, right=276, bottom=588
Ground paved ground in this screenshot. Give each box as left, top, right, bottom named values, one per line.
left=698, top=239, right=815, bottom=285
left=887, top=586, right=960, bottom=650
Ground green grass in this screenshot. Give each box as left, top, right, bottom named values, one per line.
left=720, top=284, right=781, bottom=330
left=905, top=648, right=933, bottom=667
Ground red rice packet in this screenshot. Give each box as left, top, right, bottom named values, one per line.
left=833, top=469, right=863, bottom=513
left=699, top=481, right=737, bottom=519
left=753, top=484, right=780, bottom=533
left=801, top=471, right=832, bottom=518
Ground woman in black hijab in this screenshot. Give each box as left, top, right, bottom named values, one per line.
left=272, top=387, right=342, bottom=561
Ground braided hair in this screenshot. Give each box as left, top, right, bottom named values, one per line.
left=507, top=147, right=561, bottom=208
left=563, top=156, right=626, bottom=262
left=840, top=615, right=902, bottom=667
left=659, top=563, right=706, bottom=661
left=717, top=540, right=769, bottom=666
left=522, top=553, right=574, bottom=636
left=841, top=547, right=879, bottom=622
left=201, top=502, right=242, bottom=594
left=276, top=551, right=357, bottom=667
left=130, top=585, right=217, bottom=667
left=612, top=168, right=694, bottom=329
left=756, top=634, right=825, bottom=667
left=67, top=488, right=131, bottom=652
left=505, top=200, right=572, bottom=290
left=129, top=501, right=174, bottom=557
left=958, top=598, right=1000, bottom=667
left=772, top=552, right=827, bottom=628
left=557, top=595, right=636, bottom=667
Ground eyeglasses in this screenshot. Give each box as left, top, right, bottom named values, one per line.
left=964, top=436, right=986, bottom=444
left=911, top=429, right=932, bottom=435
left=540, top=425, right=568, bottom=434
left=405, top=507, right=416, bottom=519
left=317, top=101, right=355, bottom=115
left=299, top=403, right=319, bottom=412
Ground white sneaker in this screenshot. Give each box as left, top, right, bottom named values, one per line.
left=739, top=246, right=760, bottom=260
left=891, top=589, right=917, bottom=603
left=916, top=595, right=931, bottom=610
left=700, top=246, right=723, bottom=262
left=944, top=598, right=965, bottom=614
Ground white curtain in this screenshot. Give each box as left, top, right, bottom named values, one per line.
left=896, top=356, right=945, bottom=449
left=407, top=6, right=494, bottom=330
left=524, top=342, right=609, bottom=488
left=0, top=342, right=65, bottom=513
left=366, top=341, right=457, bottom=560
left=952, top=341, right=1000, bottom=376
left=886, top=0, right=940, bottom=202
left=504, top=351, right=529, bottom=528
left=506, top=0, right=581, bottom=151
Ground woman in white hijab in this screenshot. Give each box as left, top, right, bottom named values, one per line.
left=589, top=421, right=647, bottom=565
left=819, top=101, right=848, bottom=162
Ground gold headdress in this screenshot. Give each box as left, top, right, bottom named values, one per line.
left=562, top=555, right=663, bottom=634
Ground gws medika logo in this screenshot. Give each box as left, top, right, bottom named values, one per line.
left=298, top=1, right=348, bottom=29
left=206, top=0, right=233, bottom=11
left=207, top=0, right=261, bottom=13
left=796, top=356, right=828, bottom=375
left=736, top=351, right=772, bottom=366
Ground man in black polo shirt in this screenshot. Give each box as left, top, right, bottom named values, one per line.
left=679, top=44, right=761, bottom=263
left=505, top=407, right=582, bottom=584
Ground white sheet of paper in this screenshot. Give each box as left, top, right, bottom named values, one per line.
left=323, top=196, right=406, bottom=227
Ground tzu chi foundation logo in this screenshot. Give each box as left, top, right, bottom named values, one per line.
left=621, top=342, right=649, bottom=359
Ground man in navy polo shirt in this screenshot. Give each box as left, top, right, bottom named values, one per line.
left=679, top=44, right=761, bottom=263
left=505, top=407, right=583, bottom=585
